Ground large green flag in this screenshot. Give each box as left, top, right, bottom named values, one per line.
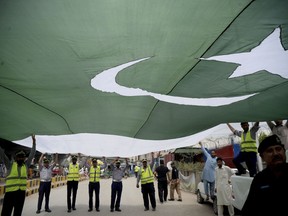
left=0, top=0, right=287, bottom=156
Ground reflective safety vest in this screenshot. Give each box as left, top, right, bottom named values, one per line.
left=5, top=162, right=27, bottom=192
left=134, top=166, right=139, bottom=172
left=241, top=131, right=257, bottom=153
left=67, top=163, right=80, bottom=181
left=140, top=166, right=154, bottom=185
left=89, top=166, right=101, bottom=182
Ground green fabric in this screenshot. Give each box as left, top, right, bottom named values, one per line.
left=0, top=0, right=287, bottom=142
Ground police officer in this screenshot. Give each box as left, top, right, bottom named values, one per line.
left=0, top=135, right=36, bottom=216
left=87, top=157, right=107, bottom=212
left=227, top=122, right=260, bottom=176
left=136, top=153, right=156, bottom=211
left=66, top=154, right=81, bottom=213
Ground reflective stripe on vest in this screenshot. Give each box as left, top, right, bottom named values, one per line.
left=140, top=166, right=154, bottom=184
left=89, top=166, right=101, bottom=182
left=67, top=163, right=80, bottom=181
left=241, top=131, right=257, bottom=153
left=5, top=162, right=27, bottom=192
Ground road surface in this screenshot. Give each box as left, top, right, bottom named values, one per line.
left=17, top=177, right=214, bottom=216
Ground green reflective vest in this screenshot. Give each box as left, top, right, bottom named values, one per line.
left=140, top=166, right=154, bottom=184
left=241, top=131, right=257, bottom=153
left=89, top=166, right=101, bottom=182
left=5, top=162, right=27, bottom=192
left=67, top=163, right=80, bottom=181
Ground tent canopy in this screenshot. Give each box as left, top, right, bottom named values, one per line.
left=0, top=0, right=287, bottom=156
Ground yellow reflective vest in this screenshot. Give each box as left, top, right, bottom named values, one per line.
left=134, top=165, right=139, bottom=172
left=140, top=166, right=154, bottom=185
left=89, top=166, right=101, bottom=182
left=67, top=163, right=80, bottom=181
left=5, top=162, right=27, bottom=192
left=241, top=131, right=257, bottom=153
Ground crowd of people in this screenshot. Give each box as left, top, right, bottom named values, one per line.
left=0, top=138, right=183, bottom=216
left=199, top=120, right=288, bottom=216
left=0, top=120, right=287, bottom=216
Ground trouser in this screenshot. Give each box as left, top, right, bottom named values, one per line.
left=67, top=180, right=79, bottom=210
left=37, top=181, right=51, bottom=211
left=157, top=180, right=168, bottom=202
left=110, top=182, right=123, bottom=210
left=1, top=190, right=26, bottom=216
left=233, top=151, right=257, bottom=177
left=217, top=205, right=235, bottom=216
left=170, top=179, right=181, bottom=199
left=141, top=183, right=156, bottom=209
left=88, top=182, right=100, bottom=210
left=203, top=179, right=215, bottom=198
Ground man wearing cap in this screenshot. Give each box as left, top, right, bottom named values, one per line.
left=0, top=134, right=36, bottom=216
left=266, top=120, right=288, bottom=161
left=36, top=153, right=58, bottom=214
left=136, top=152, right=156, bottom=211
left=65, top=154, right=83, bottom=213
left=242, top=134, right=288, bottom=216
left=110, top=157, right=129, bottom=212
left=86, top=157, right=107, bottom=212
left=168, top=161, right=182, bottom=201
left=227, top=122, right=260, bottom=177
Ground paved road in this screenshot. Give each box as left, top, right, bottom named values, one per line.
left=19, top=177, right=214, bottom=216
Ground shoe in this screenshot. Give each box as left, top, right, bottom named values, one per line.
left=144, top=208, right=149, bottom=211
left=168, top=198, right=175, bottom=201
left=177, top=199, right=182, bottom=201
left=88, top=209, right=92, bottom=212
left=152, top=208, right=156, bottom=211
left=160, top=201, right=164, bottom=204
left=205, top=196, right=209, bottom=201
left=110, top=209, right=114, bottom=212
left=72, top=207, right=76, bottom=210
left=115, top=208, right=121, bottom=212
left=67, top=209, right=71, bottom=213
left=36, top=210, right=41, bottom=214
left=96, top=209, right=100, bottom=212
left=45, top=209, right=52, bottom=212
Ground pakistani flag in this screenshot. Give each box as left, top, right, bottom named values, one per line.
left=0, top=0, right=287, bottom=156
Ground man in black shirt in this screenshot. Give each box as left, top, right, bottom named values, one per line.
left=242, top=134, right=288, bottom=216
left=154, top=160, right=170, bottom=203
left=168, top=162, right=182, bottom=201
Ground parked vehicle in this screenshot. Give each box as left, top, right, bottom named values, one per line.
left=196, top=169, right=248, bottom=215
left=196, top=181, right=218, bottom=214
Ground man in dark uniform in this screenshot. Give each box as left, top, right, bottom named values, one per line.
left=242, top=134, right=288, bottom=216
left=154, top=160, right=169, bottom=203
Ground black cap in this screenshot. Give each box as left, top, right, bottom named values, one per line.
left=72, top=155, right=77, bottom=160
left=92, top=158, right=97, bottom=162
left=142, top=159, right=147, bottom=162
left=116, top=161, right=121, bottom=164
left=15, top=150, right=26, bottom=157
left=43, top=159, right=49, bottom=163
left=258, top=134, right=284, bottom=154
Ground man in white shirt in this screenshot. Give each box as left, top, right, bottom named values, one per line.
left=215, top=157, right=235, bottom=216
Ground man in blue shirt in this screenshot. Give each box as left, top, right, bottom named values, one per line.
left=200, top=141, right=217, bottom=201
